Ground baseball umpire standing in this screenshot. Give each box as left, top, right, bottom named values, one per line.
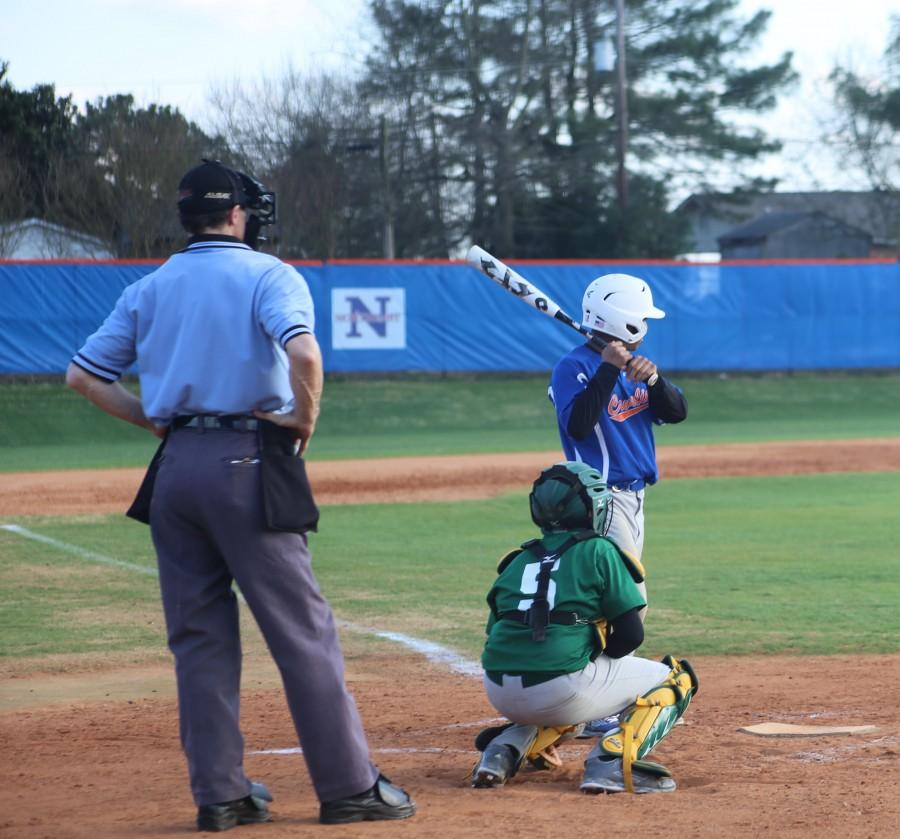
left=66, top=160, right=415, bottom=831
left=549, top=272, right=687, bottom=614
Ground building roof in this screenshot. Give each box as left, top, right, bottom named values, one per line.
left=0, top=217, right=114, bottom=259
left=677, top=190, right=900, bottom=248
left=718, top=211, right=808, bottom=241
left=718, top=211, right=872, bottom=245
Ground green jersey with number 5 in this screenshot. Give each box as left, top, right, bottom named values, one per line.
left=481, top=532, right=645, bottom=675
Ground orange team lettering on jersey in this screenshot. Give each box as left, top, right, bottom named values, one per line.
left=607, top=388, right=649, bottom=423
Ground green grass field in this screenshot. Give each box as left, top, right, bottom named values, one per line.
left=2, top=373, right=899, bottom=673
left=3, top=472, right=899, bottom=663
left=2, top=371, right=899, bottom=471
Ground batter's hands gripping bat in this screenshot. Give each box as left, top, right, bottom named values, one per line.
left=465, top=245, right=606, bottom=348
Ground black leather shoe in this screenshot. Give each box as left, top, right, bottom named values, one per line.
left=319, top=774, right=416, bottom=824
left=197, top=783, right=273, bottom=832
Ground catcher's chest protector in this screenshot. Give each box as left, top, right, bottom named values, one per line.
left=498, top=533, right=595, bottom=641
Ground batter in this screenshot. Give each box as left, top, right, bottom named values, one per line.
left=549, top=272, right=688, bottom=607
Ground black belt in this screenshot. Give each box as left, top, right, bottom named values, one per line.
left=499, top=609, right=586, bottom=627
left=485, top=670, right=572, bottom=688
left=172, top=414, right=259, bottom=432
left=610, top=480, right=645, bottom=492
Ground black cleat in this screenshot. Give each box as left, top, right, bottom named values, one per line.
left=471, top=743, right=517, bottom=788
left=319, top=774, right=416, bottom=824
left=580, top=757, right=676, bottom=795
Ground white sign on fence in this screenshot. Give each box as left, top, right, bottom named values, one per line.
left=331, top=288, right=406, bottom=350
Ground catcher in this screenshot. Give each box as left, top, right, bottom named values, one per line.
left=471, top=461, right=697, bottom=794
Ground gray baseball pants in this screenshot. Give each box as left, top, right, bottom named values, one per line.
left=150, top=427, right=378, bottom=806
left=603, top=487, right=648, bottom=606
left=484, top=655, right=669, bottom=727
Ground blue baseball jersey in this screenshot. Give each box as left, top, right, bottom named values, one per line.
left=72, top=239, right=314, bottom=423
left=549, top=344, right=662, bottom=489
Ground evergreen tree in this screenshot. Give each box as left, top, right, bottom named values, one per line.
left=0, top=65, right=225, bottom=256
left=363, top=0, right=796, bottom=257
left=0, top=62, right=78, bottom=220
left=62, top=95, right=227, bottom=257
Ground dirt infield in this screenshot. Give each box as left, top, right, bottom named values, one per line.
left=2, top=438, right=900, bottom=838
left=3, top=437, right=900, bottom=515
left=2, top=651, right=899, bottom=838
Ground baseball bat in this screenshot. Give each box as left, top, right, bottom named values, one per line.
left=465, top=245, right=605, bottom=347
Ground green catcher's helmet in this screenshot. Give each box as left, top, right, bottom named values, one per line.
left=529, top=462, right=611, bottom=534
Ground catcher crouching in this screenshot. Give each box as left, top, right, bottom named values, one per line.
left=472, top=462, right=698, bottom=794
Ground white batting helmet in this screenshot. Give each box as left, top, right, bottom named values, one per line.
left=581, top=273, right=665, bottom=343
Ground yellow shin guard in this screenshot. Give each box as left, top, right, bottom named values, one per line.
left=600, top=658, right=698, bottom=793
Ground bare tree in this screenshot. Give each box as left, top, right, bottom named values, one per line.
left=209, top=68, right=382, bottom=259
left=0, top=154, right=29, bottom=256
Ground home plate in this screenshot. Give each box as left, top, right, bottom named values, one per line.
left=738, top=723, right=878, bottom=737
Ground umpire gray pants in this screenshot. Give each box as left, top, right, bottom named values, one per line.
left=150, top=427, right=378, bottom=807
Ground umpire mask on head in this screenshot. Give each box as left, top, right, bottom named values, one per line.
left=233, top=166, right=276, bottom=250
left=529, top=462, right=611, bottom=534
left=178, top=159, right=276, bottom=250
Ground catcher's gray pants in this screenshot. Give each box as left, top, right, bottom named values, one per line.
left=150, top=427, right=378, bottom=807
left=484, top=654, right=669, bottom=727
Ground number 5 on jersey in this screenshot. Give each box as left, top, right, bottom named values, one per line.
left=517, top=559, right=560, bottom=611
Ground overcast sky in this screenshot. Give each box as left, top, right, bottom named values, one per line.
left=4, top=0, right=896, bottom=192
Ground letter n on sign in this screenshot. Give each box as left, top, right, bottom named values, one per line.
left=331, top=288, right=406, bottom=349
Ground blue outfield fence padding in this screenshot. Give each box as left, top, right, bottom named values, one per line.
left=1, top=259, right=898, bottom=374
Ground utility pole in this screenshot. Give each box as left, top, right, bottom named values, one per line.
left=379, top=115, right=396, bottom=259
left=614, top=0, right=629, bottom=211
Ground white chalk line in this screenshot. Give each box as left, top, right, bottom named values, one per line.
left=0, top=524, right=696, bottom=763
left=252, top=745, right=591, bottom=759
left=254, top=746, right=473, bottom=756
left=2, top=523, right=494, bottom=756
left=1, top=523, right=158, bottom=576
left=435, top=717, right=505, bottom=731
left=1, top=523, right=481, bottom=674
left=795, top=734, right=900, bottom=764
left=336, top=621, right=481, bottom=677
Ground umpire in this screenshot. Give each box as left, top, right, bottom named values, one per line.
left=65, top=160, right=415, bottom=830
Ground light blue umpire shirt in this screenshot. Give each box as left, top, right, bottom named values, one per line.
left=72, top=237, right=315, bottom=424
